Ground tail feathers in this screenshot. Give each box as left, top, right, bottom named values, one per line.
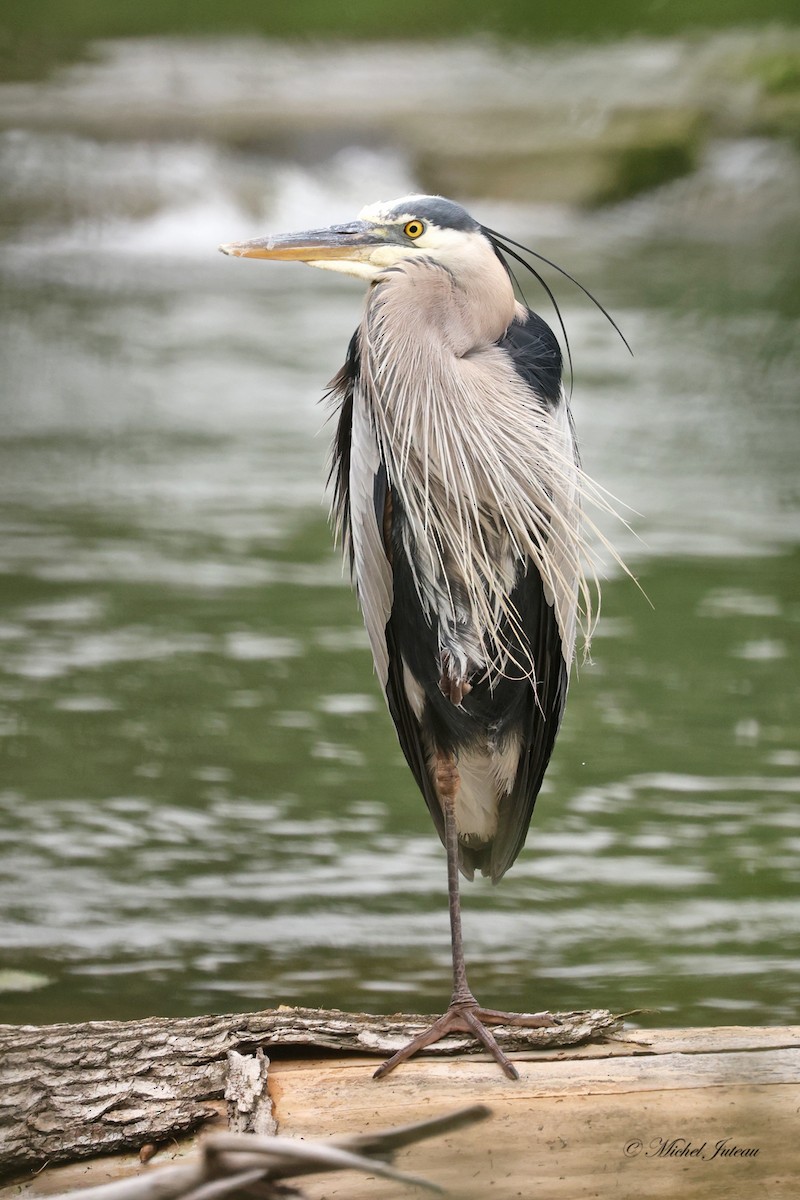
left=458, top=838, right=520, bottom=884
left=458, top=842, right=486, bottom=881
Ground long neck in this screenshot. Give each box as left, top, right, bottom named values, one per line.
left=364, top=243, right=516, bottom=361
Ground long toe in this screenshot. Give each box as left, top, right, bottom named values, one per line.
left=476, top=1007, right=559, bottom=1027
left=373, top=1010, right=462, bottom=1080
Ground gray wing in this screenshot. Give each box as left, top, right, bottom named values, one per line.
left=329, top=335, right=443, bottom=832
left=328, top=331, right=391, bottom=690
left=349, top=395, right=392, bottom=687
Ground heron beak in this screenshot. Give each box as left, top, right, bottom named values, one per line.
left=219, top=221, right=383, bottom=261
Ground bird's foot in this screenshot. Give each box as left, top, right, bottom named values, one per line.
left=373, top=999, right=558, bottom=1081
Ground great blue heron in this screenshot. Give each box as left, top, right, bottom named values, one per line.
left=220, top=194, right=625, bottom=1080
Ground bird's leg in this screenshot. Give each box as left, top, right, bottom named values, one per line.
left=374, top=751, right=557, bottom=1082
left=438, top=754, right=475, bottom=1008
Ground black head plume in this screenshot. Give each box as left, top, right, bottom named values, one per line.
left=482, top=225, right=633, bottom=392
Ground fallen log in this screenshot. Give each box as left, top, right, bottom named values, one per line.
left=3, top=1021, right=798, bottom=1200
left=0, top=1005, right=618, bottom=1175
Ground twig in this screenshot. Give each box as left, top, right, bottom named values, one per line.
left=51, top=1106, right=491, bottom=1200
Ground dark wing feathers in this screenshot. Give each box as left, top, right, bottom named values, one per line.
left=499, top=310, right=563, bottom=408
left=487, top=567, right=568, bottom=881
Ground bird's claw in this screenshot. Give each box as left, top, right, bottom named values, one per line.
left=373, top=1003, right=559, bottom=1081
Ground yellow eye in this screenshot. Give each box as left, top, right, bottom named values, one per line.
left=404, top=220, right=424, bottom=239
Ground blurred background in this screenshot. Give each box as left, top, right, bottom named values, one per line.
left=0, top=2, right=798, bottom=1031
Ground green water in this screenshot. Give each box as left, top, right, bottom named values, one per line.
left=1, top=0, right=798, bottom=82
left=0, top=39, right=799, bottom=1032
left=1, top=531, right=798, bottom=1028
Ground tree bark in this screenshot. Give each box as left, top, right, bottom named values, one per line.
left=0, top=1006, right=618, bottom=1175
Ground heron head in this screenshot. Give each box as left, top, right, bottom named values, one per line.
left=219, top=194, right=492, bottom=282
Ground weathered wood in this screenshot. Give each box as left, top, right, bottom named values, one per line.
left=0, top=1006, right=618, bottom=1174
left=280, top=1047, right=798, bottom=1200
left=225, top=1049, right=276, bottom=1136
left=6, top=1026, right=797, bottom=1200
